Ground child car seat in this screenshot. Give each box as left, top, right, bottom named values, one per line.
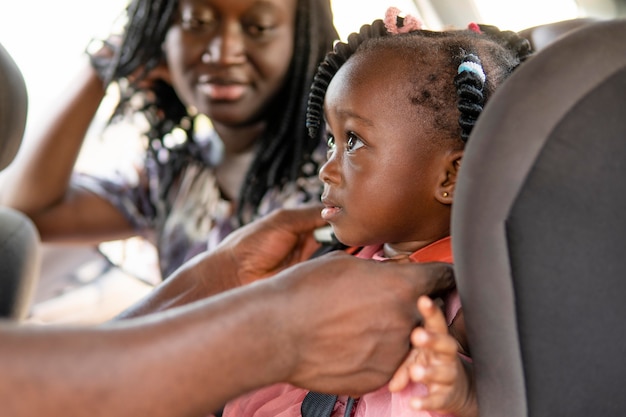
left=517, top=17, right=600, bottom=51
left=452, top=18, right=626, bottom=416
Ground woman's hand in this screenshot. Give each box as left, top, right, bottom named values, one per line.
left=87, top=35, right=172, bottom=87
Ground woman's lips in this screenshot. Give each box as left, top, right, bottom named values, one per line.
left=198, top=83, right=247, bottom=101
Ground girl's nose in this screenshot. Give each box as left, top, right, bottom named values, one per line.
left=318, top=152, right=340, bottom=185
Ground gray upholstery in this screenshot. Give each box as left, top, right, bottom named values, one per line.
left=518, top=18, right=601, bottom=51
left=0, top=43, right=27, bottom=171
left=0, top=42, right=40, bottom=319
left=0, top=207, right=39, bottom=319
left=452, top=19, right=626, bottom=416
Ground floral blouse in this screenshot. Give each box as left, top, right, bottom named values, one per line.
left=74, top=130, right=325, bottom=280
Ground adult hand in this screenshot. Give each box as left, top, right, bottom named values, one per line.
left=272, top=252, right=455, bottom=396
left=116, top=205, right=326, bottom=318
left=215, top=204, right=327, bottom=285
left=87, top=35, right=172, bottom=87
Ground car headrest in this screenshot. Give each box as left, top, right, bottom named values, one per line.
left=453, top=18, right=626, bottom=416
left=0, top=42, right=27, bottom=171
left=518, top=17, right=601, bottom=51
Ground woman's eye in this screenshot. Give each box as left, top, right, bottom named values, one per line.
left=182, top=18, right=211, bottom=31
left=180, top=11, right=217, bottom=32
left=246, top=23, right=274, bottom=37
left=346, top=133, right=365, bottom=153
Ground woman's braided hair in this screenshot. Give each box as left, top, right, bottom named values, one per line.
left=91, top=0, right=338, bottom=224
left=306, top=18, right=533, bottom=145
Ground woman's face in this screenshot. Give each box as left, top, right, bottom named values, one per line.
left=164, top=0, right=296, bottom=127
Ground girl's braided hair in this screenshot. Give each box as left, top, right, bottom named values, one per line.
left=90, top=0, right=338, bottom=224
left=306, top=18, right=533, bottom=145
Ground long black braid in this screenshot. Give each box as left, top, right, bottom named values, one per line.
left=90, top=0, right=338, bottom=225
left=238, top=0, right=337, bottom=222
left=306, top=19, right=532, bottom=144
left=306, top=20, right=389, bottom=138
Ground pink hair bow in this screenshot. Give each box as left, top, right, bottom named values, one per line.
left=384, top=6, right=422, bottom=34
left=467, top=22, right=482, bottom=34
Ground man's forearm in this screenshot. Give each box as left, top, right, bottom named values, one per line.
left=115, top=249, right=239, bottom=319
left=1, top=280, right=286, bottom=417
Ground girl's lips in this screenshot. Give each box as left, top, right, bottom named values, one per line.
left=321, top=195, right=342, bottom=220
left=321, top=205, right=342, bottom=221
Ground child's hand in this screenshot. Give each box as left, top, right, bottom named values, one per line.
left=388, top=296, right=477, bottom=417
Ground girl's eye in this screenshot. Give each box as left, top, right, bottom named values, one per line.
left=346, top=132, right=365, bottom=153
left=326, top=135, right=336, bottom=150
left=326, top=135, right=336, bottom=158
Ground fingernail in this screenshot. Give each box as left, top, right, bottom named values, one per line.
left=410, top=398, right=423, bottom=409
left=411, top=365, right=425, bottom=380
left=413, top=328, right=428, bottom=344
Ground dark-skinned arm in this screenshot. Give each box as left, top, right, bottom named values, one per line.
left=116, top=205, right=327, bottom=318
left=1, top=254, right=454, bottom=417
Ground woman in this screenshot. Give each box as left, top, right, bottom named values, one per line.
left=1, top=0, right=338, bottom=279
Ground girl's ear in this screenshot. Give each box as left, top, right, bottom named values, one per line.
left=435, top=150, right=463, bottom=205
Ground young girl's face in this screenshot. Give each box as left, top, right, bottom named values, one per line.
left=319, top=48, right=455, bottom=251
left=164, top=0, right=296, bottom=127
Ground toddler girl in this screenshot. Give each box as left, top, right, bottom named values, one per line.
left=223, top=7, right=531, bottom=417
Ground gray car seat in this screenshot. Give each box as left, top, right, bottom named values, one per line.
left=0, top=42, right=40, bottom=319
left=452, top=18, right=626, bottom=416
left=517, top=17, right=601, bottom=51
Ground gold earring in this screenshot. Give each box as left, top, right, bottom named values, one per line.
left=443, top=192, right=449, bottom=197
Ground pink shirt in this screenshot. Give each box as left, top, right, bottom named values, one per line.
left=223, top=237, right=459, bottom=417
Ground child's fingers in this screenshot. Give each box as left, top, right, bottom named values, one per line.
left=417, top=295, right=449, bottom=336
left=410, top=389, right=456, bottom=412
left=405, top=299, right=475, bottom=415
left=410, top=359, right=475, bottom=415
left=411, top=326, right=458, bottom=358
left=408, top=361, right=463, bottom=412
left=412, top=296, right=458, bottom=362
left=408, top=360, right=459, bottom=386
left=388, top=347, right=420, bottom=392
left=388, top=365, right=410, bottom=392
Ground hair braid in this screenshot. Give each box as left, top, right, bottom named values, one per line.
left=306, top=15, right=532, bottom=151
left=306, top=19, right=389, bottom=139
left=478, top=24, right=533, bottom=64
left=236, top=0, right=338, bottom=223
left=451, top=25, right=531, bottom=142
left=455, top=53, right=486, bottom=143
left=117, top=0, right=176, bottom=81
left=91, top=0, right=339, bottom=225
left=96, top=0, right=186, bottom=138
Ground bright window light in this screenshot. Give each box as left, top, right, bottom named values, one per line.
left=471, top=0, right=580, bottom=31
left=331, top=0, right=423, bottom=41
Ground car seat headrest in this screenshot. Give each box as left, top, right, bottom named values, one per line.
left=0, top=43, right=27, bottom=171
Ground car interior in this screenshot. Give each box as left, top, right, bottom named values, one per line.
left=452, top=18, right=626, bottom=416
left=1, top=0, right=626, bottom=413
left=0, top=42, right=40, bottom=320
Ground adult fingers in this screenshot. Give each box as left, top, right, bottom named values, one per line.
left=272, top=204, right=327, bottom=235
left=404, top=263, right=456, bottom=301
